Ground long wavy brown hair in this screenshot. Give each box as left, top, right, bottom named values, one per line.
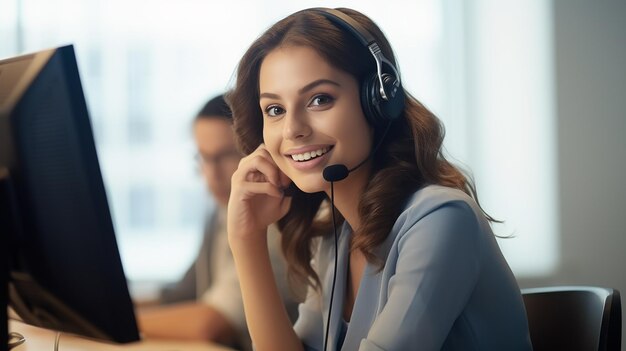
left=227, top=8, right=494, bottom=290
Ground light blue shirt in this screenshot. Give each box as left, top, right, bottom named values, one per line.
left=294, top=185, right=532, bottom=350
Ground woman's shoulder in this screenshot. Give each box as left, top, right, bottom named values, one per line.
left=404, top=184, right=476, bottom=213
left=372, top=185, right=491, bottom=270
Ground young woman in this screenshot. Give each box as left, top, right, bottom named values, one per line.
left=226, top=7, right=532, bottom=351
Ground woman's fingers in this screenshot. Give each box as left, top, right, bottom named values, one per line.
left=240, top=181, right=284, bottom=198
left=235, top=145, right=282, bottom=187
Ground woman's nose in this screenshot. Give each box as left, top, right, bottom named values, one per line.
left=283, top=110, right=311, bottom=140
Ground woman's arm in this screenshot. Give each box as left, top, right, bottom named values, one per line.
left=227, top=144, right=303, bottom=351
left=230, top=236, right=303, bottom=350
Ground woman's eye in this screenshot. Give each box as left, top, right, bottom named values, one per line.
left=309, top=94, right=333, bottom=107
left=265, top=105, right=285, bottom=117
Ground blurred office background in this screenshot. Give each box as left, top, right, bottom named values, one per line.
left=1, top=0, right=624, bottom=343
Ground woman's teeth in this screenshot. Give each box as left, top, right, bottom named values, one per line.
left=291, top=147, right=328, bottom=162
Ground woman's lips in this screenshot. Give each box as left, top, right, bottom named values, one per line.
left=289, top=146, right=329, bottom=161
left=285, top=146, right=333, bottom=171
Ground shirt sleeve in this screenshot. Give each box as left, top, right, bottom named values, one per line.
left=363, top=200, right=482, bottom=351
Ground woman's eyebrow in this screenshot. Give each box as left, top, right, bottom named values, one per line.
left=259, top=92, right=280, bottom=100
left=298, top=79, right=340, bottom=94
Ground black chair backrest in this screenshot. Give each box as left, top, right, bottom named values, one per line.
left=522, top=286, right=621, bottom=351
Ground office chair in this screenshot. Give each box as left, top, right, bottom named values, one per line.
left=522, top=286, right=622, bottom=351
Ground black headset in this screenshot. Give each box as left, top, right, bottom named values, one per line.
left=311, top=8, right=405, bottom=127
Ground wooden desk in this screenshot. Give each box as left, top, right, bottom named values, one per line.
left=9, top=320, right=235, bottom=351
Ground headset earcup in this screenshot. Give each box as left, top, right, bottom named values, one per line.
left=360, top=73, right=404, bottom=126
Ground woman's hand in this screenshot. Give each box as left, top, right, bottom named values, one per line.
left=227, top=144, right=291, bottom=243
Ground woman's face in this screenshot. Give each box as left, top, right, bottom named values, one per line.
left=259, top=45, right=373, bottom=193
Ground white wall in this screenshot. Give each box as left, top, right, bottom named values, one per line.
left=518, top=0, right=626, bottom=347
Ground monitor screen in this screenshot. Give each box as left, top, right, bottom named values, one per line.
left=0, top=45, right=140, bottom=347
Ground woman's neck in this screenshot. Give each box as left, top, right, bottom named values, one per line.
left=325, top=162, right=371, bottom=232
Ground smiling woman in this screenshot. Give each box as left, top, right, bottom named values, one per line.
left=226, top=7, right=533, bottom=351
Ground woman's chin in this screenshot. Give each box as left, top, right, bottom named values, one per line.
left=291, top=177, right=327, bottom=194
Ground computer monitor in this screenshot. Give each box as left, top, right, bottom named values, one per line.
left=0, top=45, right=140, bottom=350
